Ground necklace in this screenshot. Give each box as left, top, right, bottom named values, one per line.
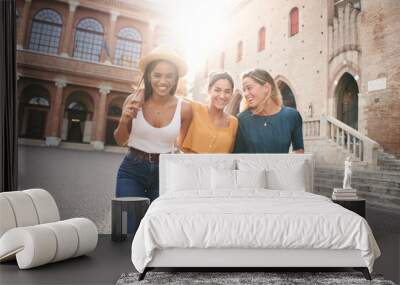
left=148, top=97, right=171, bottom=116
left=251, top=113, right=270, bottom=127
left=152, top=104, right=166, bottom=116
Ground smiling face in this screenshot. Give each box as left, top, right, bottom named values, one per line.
left=208, top=79, right=233, bottom=110
left=242, top=76, right=271, bottom=109
left=148, top=60, right=178, bottom=97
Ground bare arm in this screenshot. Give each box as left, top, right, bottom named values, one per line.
left=113, top=92, right=143, bottom=146
left=177, top=100, right=193, bottom=149
left=291, top=111, right=304, bottom=154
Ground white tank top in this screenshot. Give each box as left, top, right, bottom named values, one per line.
left=128, top=98, right=182, bottom=153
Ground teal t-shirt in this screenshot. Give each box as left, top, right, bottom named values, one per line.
left=233, top=107, right=304, bottom=153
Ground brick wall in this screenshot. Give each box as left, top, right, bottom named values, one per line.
left=359, top=0, right=400, bottom=156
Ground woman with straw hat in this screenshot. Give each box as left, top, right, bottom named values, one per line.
left=114, top=46, right=192, bottom=212
left=234, top=68, right=304, bottom=154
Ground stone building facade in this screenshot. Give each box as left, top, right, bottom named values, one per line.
left=15, top=0, right=182, bottom=150
left=193, top=0, right=400, bottom=157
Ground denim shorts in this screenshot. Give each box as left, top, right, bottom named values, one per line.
left=116, top=152, right=159, bottom=202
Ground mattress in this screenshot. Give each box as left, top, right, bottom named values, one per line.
left=131, top=190, right=380, bottom=273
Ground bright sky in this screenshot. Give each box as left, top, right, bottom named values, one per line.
left=156, top=0, right=234, bottom=79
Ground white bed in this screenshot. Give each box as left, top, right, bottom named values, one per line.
left=131, top=154, right=380, bottom=280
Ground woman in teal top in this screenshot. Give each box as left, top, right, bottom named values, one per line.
left=234, top=68, right=304, bottom=153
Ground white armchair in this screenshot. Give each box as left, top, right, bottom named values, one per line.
left=0, top=189, right=98, bottom=269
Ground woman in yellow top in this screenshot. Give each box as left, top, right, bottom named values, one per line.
left=181, top=71, right=238, bottom=153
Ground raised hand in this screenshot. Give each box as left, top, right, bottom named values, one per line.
left=120, top=90, right=144, bottom=123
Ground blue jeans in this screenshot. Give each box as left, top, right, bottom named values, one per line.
left=115, top=152, right=159, bottom=233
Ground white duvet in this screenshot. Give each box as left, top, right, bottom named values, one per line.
left=131, top=190, right=380, bottom=273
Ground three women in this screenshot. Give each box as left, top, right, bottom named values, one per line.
left=114, top=46, right=304, bottom=204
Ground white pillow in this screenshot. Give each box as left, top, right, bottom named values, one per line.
left=167, top=163, right=211, bottom=191
left=266, top=162, right=306, bottom=191
left=211, top=168, right=236, bottom=190
left=236, top=169, right=267, bottom=189
left=237, top=159, right=308, bottom=192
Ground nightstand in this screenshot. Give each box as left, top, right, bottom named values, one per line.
left=111, top=197, right=150, bottom=242
left=332, top=199, right=366, bottom=218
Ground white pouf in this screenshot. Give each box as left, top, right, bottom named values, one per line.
left=0, top=189, right=98, bottom=269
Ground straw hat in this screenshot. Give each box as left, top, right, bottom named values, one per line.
left=138, top=46, right=188, bottom=77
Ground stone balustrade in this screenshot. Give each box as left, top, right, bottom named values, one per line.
left=304, top=115, right=379, bottom=166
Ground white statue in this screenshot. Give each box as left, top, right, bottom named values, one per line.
left=343, top=156, right=352, bottom=189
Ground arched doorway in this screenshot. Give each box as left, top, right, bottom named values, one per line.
left=105, top=98, right=123, bottom=146
left=18, top=85, right=51, bottom=140
left=277, top=81, right=297, bottom=109
left=63, top=91, right=94, bottom=143
left=66, top=102, right=87, bottom=142
left=335, top=72, right=359, bottom=130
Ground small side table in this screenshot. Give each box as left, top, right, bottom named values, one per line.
left=332, top=199, right=366, bottom=218
left=112, top=197, right=150, bottom=242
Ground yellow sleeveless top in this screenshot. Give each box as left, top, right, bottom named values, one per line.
left=181, top=101, right=238, bottom=153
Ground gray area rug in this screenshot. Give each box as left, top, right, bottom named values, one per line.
left=116, top=271, right=396, bottom=285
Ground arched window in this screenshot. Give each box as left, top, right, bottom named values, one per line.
left=68, top=102, right=86, bottom=111
left=237, top=41, right=243, bottom=62
left=220, top=52, right=225, bottom=69
left=73, top=18, right=104, bottom=62
left=28, top=97, right=50, bottom=106
left=290, top=7, right=299, bottom=36
left=28, top=9, right=62, bottom=54
left=258, top=27, right=266, bottom=51
left=115, top=27, right=142, bottom=68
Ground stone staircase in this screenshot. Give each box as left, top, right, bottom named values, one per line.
left=377, top=150, right=400, bottom=172
left=304, top=115, right=400, bottom=213
left=314, top=166, right=400, bottom=214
